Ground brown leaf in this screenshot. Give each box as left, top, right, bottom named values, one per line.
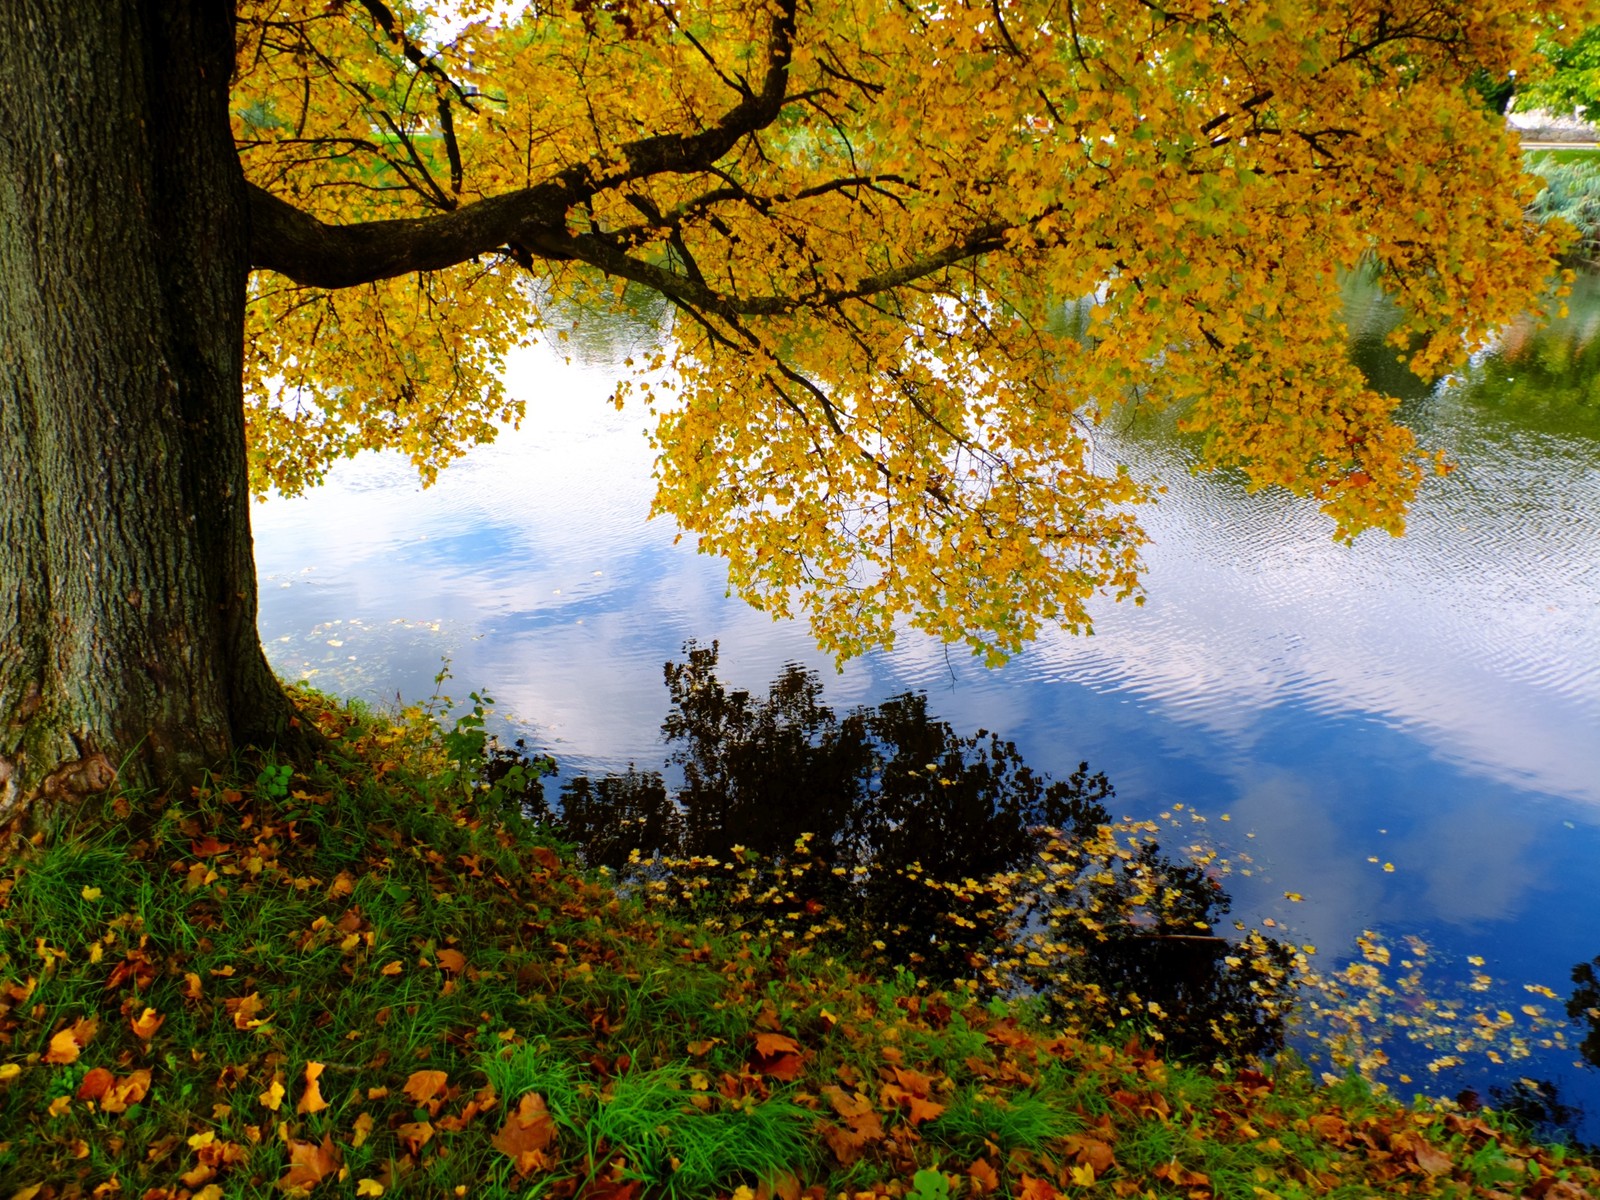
left=278, top=1135, right=341, bottom=1193
left=1309, top=1113, right=1350, bottom=1146
left=492, top=1091, right=558, bottom=1177
left=396, top=1121, right=434, bottom=1156
left=819, top=1086, right=884, bottom=1165
left=77, top=1067, right=115, bottom=1101
left=1064, top=1136, right=1117, bottom=1174
left=434, top=948, right=466, bottom=973
left=756, top=1052, right=804, bottom=1081
left=1413, top=1141, right=1453, bottom=1177
left=531, top=846, right=561, bottom=871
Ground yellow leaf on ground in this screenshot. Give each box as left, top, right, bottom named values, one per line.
left=43, top=1016, right=98, bottom=1064
left=259, top=1077, right=286, bottom=1111
left=356, top=1181, right=385, bottom=1197
left=298, top=1062, right=329, bottom=1114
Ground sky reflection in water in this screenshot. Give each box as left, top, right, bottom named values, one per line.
left=254, top=299, right=1600, bottom=1124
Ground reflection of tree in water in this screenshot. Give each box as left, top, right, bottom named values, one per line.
left=499, top=641, right=1295, bottom=1062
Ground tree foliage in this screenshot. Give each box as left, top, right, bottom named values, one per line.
left=1517, top=24, right=1600, bottom=117
left=238, top=0, right=1589, bottom=662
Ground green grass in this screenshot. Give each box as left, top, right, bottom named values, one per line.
left=0, top=689, right=1595, bottom=1199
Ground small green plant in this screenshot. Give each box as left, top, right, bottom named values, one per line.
left=255, top=760, right=292, bottom=801
left=907, top=1165, right=952, bottom=1200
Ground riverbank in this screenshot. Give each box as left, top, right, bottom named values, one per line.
left=1, top=690, right=1595, bottom=1198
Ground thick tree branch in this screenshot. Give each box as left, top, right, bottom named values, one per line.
left=251, top=0, right=799, bottom=286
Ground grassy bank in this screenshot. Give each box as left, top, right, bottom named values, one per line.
left=0, top=693, right=1594, bottom=1199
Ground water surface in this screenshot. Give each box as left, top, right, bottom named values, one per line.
left=254, top=284, right=1600, bottom=1123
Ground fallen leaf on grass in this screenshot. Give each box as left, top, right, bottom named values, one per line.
left=403, top=1069, right=449, bottom=1106
left=297, top=1062, right=329, bottom=1114
left=967, top=1160, right=999, bottom=1195
left=491, top=1092, right=557, bottom=1177
left=130, top=1006, right=165, bottom=1040
left=880, top=1066, right=945, bottom=1127
left=278, top=1134, right=341, bottom=1193
left=259, top=1077, right=286, bottom=1112
left=1413, top=1142, right=1453, bottom=1177
left=397, top=1121, right=434, bottom=1155
left=227, top=992, right=268, bottom=1031
left=43, top=1016, right=98, bottom=1064
left=435, top=948, right=466, bottom=972
left=100, top=1068, right=151, bottom=1113
left=1063, top=1135, right=1116, bottom=1175
left=77, top=1067, right=115, bottom=1101
left=819, top=1086, right=884, bottom=1165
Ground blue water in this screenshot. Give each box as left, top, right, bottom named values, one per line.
left=253, top=328, right=1600, bottom=1131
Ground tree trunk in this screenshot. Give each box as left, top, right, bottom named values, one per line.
left=0, top=0, right=296, bottom=830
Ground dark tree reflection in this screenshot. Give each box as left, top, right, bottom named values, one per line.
left=502, top=641, right=1295, bottom=1061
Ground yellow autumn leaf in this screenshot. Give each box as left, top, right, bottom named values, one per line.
left=356, top=1181, right=385, bottom=1197
left=298, top=1062, right=329, bottom=1114
left=258, top=1077, right=286, bottom=1112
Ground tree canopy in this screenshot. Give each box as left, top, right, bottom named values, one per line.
left=238, top=0, right=1589, bottom=664
left=0, top=0, right=1591, bottom=821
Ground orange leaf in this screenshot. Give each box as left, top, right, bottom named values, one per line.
left=43, top=1017, right=98, bottom=1064
left=227, top=992, right=268, bottom=1031
left=757, top=1052, right=804, bottom=1081
left=101, top=1068, right=151, bottom=1113
left=753, top=1032, right=801, bottom=1057
left=397, top=1120, right=434, bottom=1155
left=403, top=1069, right=449, bottom=1105
left=76, top=1067, right=115, bottom=1101
left=130, top=1007, right=165, bottom=1040
left=491, top=1092, right=558, bottom=1177
left=1064, top=1136, right=1116, bottom=1174
left=297, top=1062, right=329, bottom=1115
left=435, top=948, right=466, bottom=973
left=530, top=846, right=561, bottom=871
left=1308, top=1113, right=1349, bottom=1145
left=968, top=1159, right=1000, bottom=1195
left=379, top=961, right=403, bottom=976
left=1018, top=1174, right=1059, bottom=1200
left=278, top=1135, right=341, bottom=1192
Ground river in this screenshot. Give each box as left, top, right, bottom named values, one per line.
left=252, top=274, right=1600, bottom=1131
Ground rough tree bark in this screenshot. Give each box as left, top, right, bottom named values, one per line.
left=0, top=1, right=297, bottom=829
